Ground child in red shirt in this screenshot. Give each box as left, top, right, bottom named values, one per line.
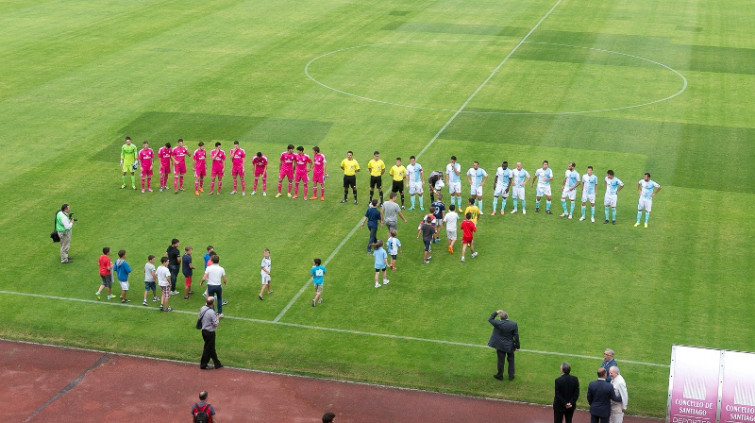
left=460, top=212, right=478, bottom=263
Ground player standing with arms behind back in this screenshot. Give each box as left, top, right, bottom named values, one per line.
left=251, top=152, right=268, bottom=196
left=138, top=141, right=154, bottom=193
left=171, top=139, right=189, bottom=193
left=120, top=136, right=138, bottom=190
left=532, top=160, right=554, bottom=214
left=560, top=162, right=580, bottom=219
left=276, top=144, right=296, bottom=198
left=367, top=151, right=386, bottom=204
left=310, top=146, right=327, bottom=200
left=293, top=146, right=312, bottom=200
left=157, top=142, right=172, bottom=192
left=389, top=157, right=407, bottom=208
left=229, top=140, right=246, bottom=195
left=193, top=142, right=206, bottom=196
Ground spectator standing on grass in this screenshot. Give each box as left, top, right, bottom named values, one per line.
left=113, top=249, right=132, bottom=303
left=96, top=247, right=115, bottom=300
left=166, top=238, right=181, bottom=295
left=587, top=367, right=622, bottom=423
left=258, top=249, right=272, bottom=301
left=381, top=192, right=407, bottom=234
left=56, top=203, right=75, bottom=264
left=361, top=200, right=382, bottom=253
left=183, top=246, right=195, bottom=299
left=198, top=298, right=223, bottom=371
left=156, top=256, right=172, bottom=312
left=372, top=240, right=389, bottom=289
left=143, top=254, right=158, bottom=306
left=192, top=391, right=217, bottom=422
left=601, top=348, right=617, bottom=382
left=431, top=193, right=445, bottom=243
left=554, top=362, right=580, bottom=423
left=609, top=366, right=628, bottom=423
left=488, top=310, right=519, bottom=381
left=310, top=258, right=326, bottom=307
left=202, top=255, right=227, bottom=318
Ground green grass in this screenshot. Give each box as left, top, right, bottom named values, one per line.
left=1, top=0, right=753, bottom=417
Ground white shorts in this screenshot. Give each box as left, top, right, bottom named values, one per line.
left=119, top=280, right=129, bottom=290
left=434, top=180, right=445, bottom=191
left=561, top=188, right=577, bottom=201
left=638, top=197, right=653, bottom=212
left=261, top=273, right=270, bottom=285
left=512, top=186, right=525, bottom=200
left=409, top=182, right=423, bottom=195
left=446, top=229, right=457, bottom=241
left=536, top=185, right=551, bottom=197
left=604, top=194, right=617, bottom=208
left=448, top=181, right=461, bottom=194
left=582, top=192, right=596, bottom=204
left=470, top=185, right=483, bottom=196
left=493, top=185, right=509, bottom=197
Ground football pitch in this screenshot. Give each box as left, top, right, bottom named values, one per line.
left=1, top=0, right=753, bottom=417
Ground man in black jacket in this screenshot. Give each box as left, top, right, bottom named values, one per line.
left=487, top=310, right=519, bottom=381
left=587, top=367, right=622, bottom=423
left=554, top=362, right=580, bottom=423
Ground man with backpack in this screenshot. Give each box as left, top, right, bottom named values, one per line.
left=191, top=390, right=216, bottom=423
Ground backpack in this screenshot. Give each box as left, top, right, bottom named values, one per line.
left=193, top=403, right=212, bottom=423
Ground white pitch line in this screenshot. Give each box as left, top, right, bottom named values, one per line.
left=416, top=0, right=563, bottom=159
left=273, top=221, right=362, bottom=322
left=0, top=290, right=668, bottom=368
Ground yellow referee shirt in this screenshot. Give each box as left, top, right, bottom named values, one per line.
left=389, top=165, right=406, bottom=182
left=367, top=159, right=385, bottom=177
left=340, top=158, right=360, bottom=176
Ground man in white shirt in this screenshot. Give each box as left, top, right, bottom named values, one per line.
left=609, top=366, right=628, bottom=423
left=202, top=255, right=228, bottom=318
left=531, top=160, right=554, bottom=214
left=445, top=155, right=462, bottom=210
left=443, top=204, right=460, bottom=254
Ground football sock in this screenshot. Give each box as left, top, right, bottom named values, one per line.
left=521, top=199, right=526, bottom=210
left=645, top=212, right=650, bottom=224
left=141, top=178, right=145, bottom=190
left=379, top=191, right=383, bottom=203
left=591, top=206, right=595, bottom=218
left=581, top=205, right=586, bottom=218
left=492, top=197, right=498, bottom=212
left=636, top=211, right=642, bottom=223
left=253, top=179, right=258, bottom=191
left=477, top=200, right=483, bottom=213
left=303, top=182, right=308, bottom=197
left=218, top=181, right=222, bottom=192
left=195, top=181, right=199, bottom=190
left=546, top=200, right=551, bottom=211
left=612, top=208, right=617, bottom=221
left=400, top=193, right=404, bottom=205
left=233, top=180, right=238, bottom=191
left=122, top=175, right=127, bottom=185
left=411, top=197, right=416, bottom=208
left=241, top=180, right=245, bottom=192
left=353, top=189, right=358, bottom=201
left=179, top=176, right=184, bottom=189
left=343, top=189, right=348, bottom=200
left=174, top=177, right=178, bottom=190
left=605, top=207, right=610, bottom=220
left=262, top=179, right=266, bottom=191
left=536, top=199, right=541, bottom=209
left=294, top=183, right=299, bottom=196
left=130, top=174, right=135, bottom=186
left=210, top=181, right=215, bottom=192
left=561, top=200, right=567, bottom=213
left=321, top=187, right=324, bottom=197
left=147, top=177, right=151, bottom=189
left=313, top=187, right=318, bottom=197
left=277, top=182, right=282, bottom=194
left=419, top=195, right=423, bottom=209
left=287, top=182, right=292, bottom=194
left=570, top=201, right=575, bottom=215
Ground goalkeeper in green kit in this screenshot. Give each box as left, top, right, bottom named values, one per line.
left=120, top=136, right=138, bottom=189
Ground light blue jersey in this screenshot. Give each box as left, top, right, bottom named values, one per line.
left=386, top=237, right=401, bottom=255
left=446, top=162, right=461, bottom=183
left=639, top=179, right=660, bottom=199
left=496, top=167, right=513, bottom=188
left=564, top=169, right=580, bottom=189
left=466, top=167, right=488, bottom=186
left=373, top=247, right=388, bottom=269
left=513, top=168, right=529, bottom=185
left=582, top=174, right=598, bottom=195
left=310, top=265, right=326, bottom=285
left=535, top=167, right=553, bottom=186
left=406, top=163, right=423, bottom=184
left=605, top=177, right=624, bottom=195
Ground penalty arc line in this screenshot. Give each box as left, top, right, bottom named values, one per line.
left=0, top=290, right=668, bottom=368
left=274, top=0, right=567, bottom=323
left=415, top=0, right=564, bottom=159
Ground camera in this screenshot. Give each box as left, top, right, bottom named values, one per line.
left=69, top=212, right=78, bottom=222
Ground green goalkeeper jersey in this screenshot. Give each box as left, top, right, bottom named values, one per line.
left=121, top=143, right=137, bottom=164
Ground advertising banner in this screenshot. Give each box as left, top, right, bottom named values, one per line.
left=720, top=350, right=755, bottom=423
left=667, top=346, right=722, bottom=423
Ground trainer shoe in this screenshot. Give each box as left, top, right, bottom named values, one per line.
left=401, top=205, right=405, bottom=210
left=408, top=207, right=414, bottom=211
left=199, top=187, right=204, bottom=193
left=471, top=252, right=478, bottom=258
left=258, top=295, right=264, bottom=301
left=448, top=246, right=453, bottom=254
left=107, top=295, right=116, bottom=300
left=222, top=300, right=228, bottom=305
left=644, top=222, right=648, bottom=228
left=121, top=299, right=130, bottom=303
left=546, top=210, right=553, bottom=214
left=634, top=222, right=640, bottom=227
left=287, top=193, right=292, bottom=198
left=461, top=256, right=465, bottom=262
left=263, top=192, right=266, bottom=196
left=133, top=185, right=137, bottom=190
left=159, top=187, right=163, bottom=192
left=159, top=305, right=164, bottom=311
left=121, top=185, right=126, bottom=189
left=522, top=210, right=527, bottom=215
left=195, top=190, right=199, bottom=196
left=320, top=196, right=324, bottom=201
left=568, top=214, right=573, bottom=219
left=148, top=188, right=153, bottom=192
left=141, top=189, right=145, bottom=193
left=171, top=290, right=180, bottom=295
left=142, top=300, right=148, bottom=306
left=251, top=191, right=256, bottom=195
left=318, top=298, right=322, bottom=304
left=242, top=192, right=246, bottom=196
left=374, top=282, right=381, bottom=288
left=354, top=200, right=358, bottom=205
left=500, top=211, right=505, bottom=215
left=309, top=196, right=318, bottom=200
left=165, top=307, right=173, bottom=312
left=152, top=297, right=158, bottom=302
left=292, top=195, right=297, bottom=199
left=604, top=219, right=609, bottom=224
left=95, top=292, right=101, bottom=300
left=579, top=216, right=586, bottom=221
left=304, top=197, right=308, bottom=201
left=230, top=190, right=236, bottom=195
left=312, top=299, right=316, bottom=307
left=535, top=207, right=539, bottom=212
left=275, top=193, right=282, bottom=198
left=382, top=279, right=389, bottom=285
left=419, top=208, right=424, bottom=211
left=612, top=221, right=616, bottom=225
left=591, top=217, right=595, bottom=223
left=423, top=260, right=429, bottom=264
left=340, top=199, right=347, bottom=203
left=511, top=209, right=517, bottom=214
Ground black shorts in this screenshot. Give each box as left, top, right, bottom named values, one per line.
left=343, top=175, right=356, bottom=189
left=370, top=176, right=382, bottom=189
left=392, top=180, right=404, bottom=193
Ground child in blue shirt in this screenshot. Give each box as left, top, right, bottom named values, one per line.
left=372, top=240, right=389, bottom=289
left=310, top=258, right=326, bottom=307
left=113, top=249, right=132, bottom=303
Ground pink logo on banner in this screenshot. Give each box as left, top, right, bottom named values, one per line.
left=668, top=346, right=720, bottom=423
left=720, top=351, right=755, bottom=423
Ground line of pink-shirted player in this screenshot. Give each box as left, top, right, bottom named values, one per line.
left=133, top=140, right=327, bottom=199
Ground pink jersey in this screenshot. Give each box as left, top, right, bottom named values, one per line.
left=313, top=153, right=326, bottom=174
left=230, top=148, right=246, bottom=168
left=158, top=147, right=172, bottom=169
left=193, top=148, right=206, bottom=170
left=171, top=146, right=189, bottom=164
left=280, top=151, right=296, bottom=171
left=211, top=149, right=226, bottom=172
left=252, top=155, right=268, bottom=171
left=295, top=153, right=312, bottom=175
left=138, top=148, right=154, bottom=170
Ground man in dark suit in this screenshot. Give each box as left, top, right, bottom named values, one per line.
left=487, top=310, right=519, bottom=381
left=587, top=367, right=622, bottom=423
left=553, top=362, right=580, bottom=423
